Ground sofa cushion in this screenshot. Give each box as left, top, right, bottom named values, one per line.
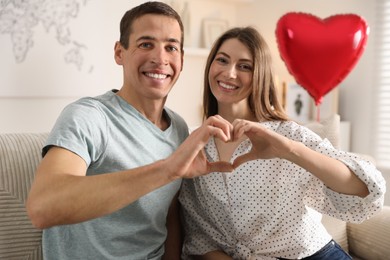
left=321, top=214, right=349, bottom=253
left=0, top=133, right=48, bottom=260
left=305, top=113, right=340, bottom=149
left=347, top=206, right=390, bottom=260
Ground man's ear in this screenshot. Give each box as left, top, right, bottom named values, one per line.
left=114, top=41, right=123, bottom=65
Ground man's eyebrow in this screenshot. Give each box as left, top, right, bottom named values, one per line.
left=136, top=36, right=180, bottom=45
left=136, top=35, right=155, bottom=42
left=167, top=38, right=180, bottom=44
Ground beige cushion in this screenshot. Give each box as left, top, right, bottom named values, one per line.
left=305, top=114, right=340, bottom=148
left=0, top=133, right=48, bottom=260
left=321, top=214, right=349, bottom=252
left=347, top=207, right=390, bottom=260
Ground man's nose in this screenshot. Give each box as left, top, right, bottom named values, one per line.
left=151, top=47, right=168, bottom=65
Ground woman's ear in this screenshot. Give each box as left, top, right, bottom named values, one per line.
left=114, top=41, right=123, bottom=65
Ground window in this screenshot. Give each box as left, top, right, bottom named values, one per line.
left=372, top=0, right=390, bottom=169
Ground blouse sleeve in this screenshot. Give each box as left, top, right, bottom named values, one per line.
left=283, top=122, right=386, bottom=223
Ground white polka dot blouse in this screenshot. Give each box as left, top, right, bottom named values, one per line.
left=179, top=120, right=386, bottom=260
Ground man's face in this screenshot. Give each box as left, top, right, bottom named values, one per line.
left=115, top=14, right=183, bottom=103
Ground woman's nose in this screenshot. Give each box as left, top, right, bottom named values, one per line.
left=225, top=65, right=237, bottom=79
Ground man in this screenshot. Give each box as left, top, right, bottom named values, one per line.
left=26, top=2, right=233, bottom=259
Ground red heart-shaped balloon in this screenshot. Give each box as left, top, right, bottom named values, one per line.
left=276, top=12, right=369, bottom=105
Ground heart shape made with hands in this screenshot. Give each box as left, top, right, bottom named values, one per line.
left=211, top=122, right=283, bottom=169
left=276, top=12, right=369, bottom=105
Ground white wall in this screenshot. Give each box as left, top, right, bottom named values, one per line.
left=0, top=0, right=136, bottom=132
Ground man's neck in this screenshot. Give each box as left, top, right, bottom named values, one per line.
left=116, top=89, right=169, bottom=130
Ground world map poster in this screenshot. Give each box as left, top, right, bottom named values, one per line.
left=0, top=0, right=147, bottom=97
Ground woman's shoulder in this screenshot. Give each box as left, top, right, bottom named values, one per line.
left=261, top=120, right=318, bottom=141
left=260, top=120, right=302, bottom=132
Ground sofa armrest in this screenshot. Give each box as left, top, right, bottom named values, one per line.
left=347, top=206, right=390, bottom=259
left=0, top=133, right=48, bottom=260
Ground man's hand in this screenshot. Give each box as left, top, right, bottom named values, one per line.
left=166, top=115, right=235, bottom=180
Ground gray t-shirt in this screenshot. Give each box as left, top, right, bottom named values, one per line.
left=42, top=90, right=188, bottom=260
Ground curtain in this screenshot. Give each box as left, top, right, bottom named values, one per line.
left=372, top=0, right=390, bottom=168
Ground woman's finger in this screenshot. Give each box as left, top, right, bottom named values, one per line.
left=205, top=116, right=233, bottom=141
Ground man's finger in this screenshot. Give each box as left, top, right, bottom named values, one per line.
left=208, top=161, right=234, bottom=173
left=232, top=153, right=256, bottom=169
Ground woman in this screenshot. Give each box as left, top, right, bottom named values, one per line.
left=179, top=27, right=386, bottom=260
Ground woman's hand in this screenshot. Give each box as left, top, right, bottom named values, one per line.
left=231, top=119, right=369, bottom=197
left=231, top=119, right=294, bottom=168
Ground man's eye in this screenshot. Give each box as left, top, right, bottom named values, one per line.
left=139, top=42, right=152, bottom=48
left=166, top=45, right=179, bottom=52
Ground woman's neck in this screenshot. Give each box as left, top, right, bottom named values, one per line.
left=218, top=103, right=257, bottom=122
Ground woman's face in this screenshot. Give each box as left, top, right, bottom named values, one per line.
left=209, top=38, right=254, bottom=107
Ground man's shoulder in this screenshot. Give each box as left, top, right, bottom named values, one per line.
left=165, top=107, right=188, bottom=129
left=73, top=91, right=114, bottom=105
left=164, top=107, right=185, bottom=122
left=65, top=91, right=116, bottom=114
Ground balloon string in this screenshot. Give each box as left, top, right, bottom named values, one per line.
left=316, top=105, right=320, bottom=122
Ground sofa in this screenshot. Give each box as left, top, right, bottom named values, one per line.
left=306, top=114, right=390, bottom=259
left=0, top=129, right=389, bottom=260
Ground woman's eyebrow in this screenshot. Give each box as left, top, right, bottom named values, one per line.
left=216, top=51, right=230, bottom=58
left=216, top=51, right=252, bottom=62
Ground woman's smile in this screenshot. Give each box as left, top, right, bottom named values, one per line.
left=218, top=81, right=238, bottom=91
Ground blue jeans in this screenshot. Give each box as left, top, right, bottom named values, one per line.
left=279, top=240, right=352, bottom=260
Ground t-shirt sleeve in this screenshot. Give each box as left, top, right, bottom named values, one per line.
left=43, top=99, right=107, bottom=166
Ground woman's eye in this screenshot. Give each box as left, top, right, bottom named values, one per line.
left=215, top=57, right=228, bottom=64
left=239, top=64, right=253, bottom=71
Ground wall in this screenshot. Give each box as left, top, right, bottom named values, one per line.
left=0, top=0, right=134, bottom=132
left=0, top=0, right=243, bottom=131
